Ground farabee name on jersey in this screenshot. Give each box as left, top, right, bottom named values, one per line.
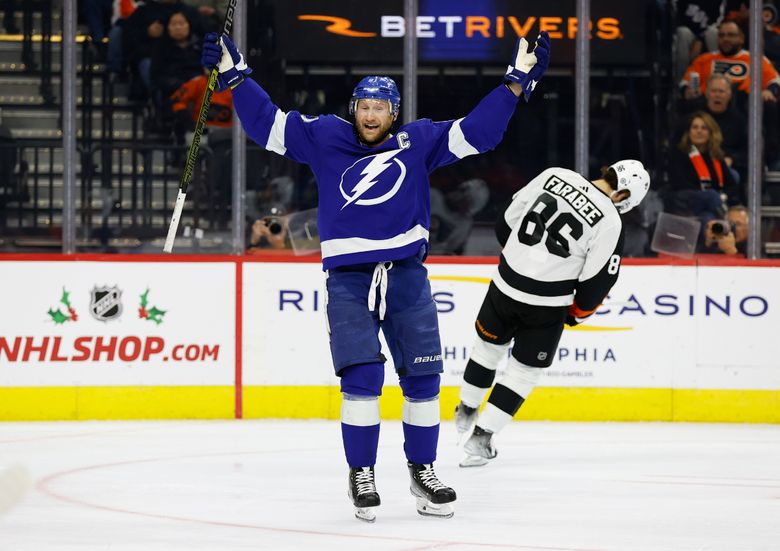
left=542, top=176, right=604, bottom=226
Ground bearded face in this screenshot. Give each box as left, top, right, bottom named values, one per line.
left=717, top=23, right=743, bottom=56
left=354, top=99, right=396, bottom=146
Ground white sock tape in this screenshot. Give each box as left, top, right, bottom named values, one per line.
left=341, top=395, right=380, bottom=427
left=402, top=397, right=440, bottom=427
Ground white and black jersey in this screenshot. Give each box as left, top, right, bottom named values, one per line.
left=493, top=167, right=624, bottom=313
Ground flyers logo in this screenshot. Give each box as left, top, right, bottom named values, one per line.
left=713, top=60, right=748, bottom=79
left=298, top=15, right=376, bottom=37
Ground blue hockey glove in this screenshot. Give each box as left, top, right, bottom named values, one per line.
left=201, top=32, right=252, bottom=91
left=504, top=31, right=551, bottom=102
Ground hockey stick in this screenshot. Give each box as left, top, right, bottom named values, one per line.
left=163, top=0, right=238, bottom=253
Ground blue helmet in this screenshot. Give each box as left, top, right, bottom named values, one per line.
left=349, top=76, right=401, bottom=116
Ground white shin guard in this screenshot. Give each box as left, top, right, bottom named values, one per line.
left=478, top=358, right=541, bottom=435
left=470, top=338, right=510, bottom=368
left=500, top=357, right=542, bottom=400
left=460, top=338, right=510, bottom=408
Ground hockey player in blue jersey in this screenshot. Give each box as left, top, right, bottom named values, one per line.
left=202, top=30, right=551, bottom=522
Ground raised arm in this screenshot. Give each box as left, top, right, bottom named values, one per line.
left=201, top=33, right=319, bottom=165
left=424, top=32, right=551, bottom=171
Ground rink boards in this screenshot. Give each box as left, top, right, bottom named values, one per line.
left=1, top=254, right=778, bottom=422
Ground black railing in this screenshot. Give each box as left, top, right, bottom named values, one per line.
left=17, top=0, right=54, bottom=104
left=0, top=141, right=221, bottom=245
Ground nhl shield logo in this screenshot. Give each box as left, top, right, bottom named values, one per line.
left=90, top=285, right=123, bottom=322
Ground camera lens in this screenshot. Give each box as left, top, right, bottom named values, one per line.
left=711, top=222, right=725, bottom=235
left=268, top=220, right=282, bottom=235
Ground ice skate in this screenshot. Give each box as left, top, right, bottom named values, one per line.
left=460, top=426, right=498, bottom=468
left=454, top=402, right=478, bottom=443
left=407, top=462, right=456, bottom=518
left=348, top=466, right=380, bottom=522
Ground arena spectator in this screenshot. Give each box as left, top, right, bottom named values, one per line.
left=151, top=11, right=202, bottom=98
left=247, top=207, right=291, bottom=251
left=123, top=0, right=203, bottom=98
left=678, top=73, right=748, bottom=182
left=723, top=0, right=750, bottom=28
left=170, top=71, right=232, bottom=131
left=681, top=19, right=780, bottom=167
left=674, top=0, right=725, bottom=82
left=680, top=20, right=780, bottom=101
left=763, top=1, right=780, bottom=67
left=667, top=112, right=741, bottom=230
left=149, top=9, right=203, bottom=140
left=106, top=0, right=142, bottom=76
left=703, top=204, right=749, bottom=254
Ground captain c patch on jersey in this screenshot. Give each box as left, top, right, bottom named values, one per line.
left=543, top=176, right=604, bottom=226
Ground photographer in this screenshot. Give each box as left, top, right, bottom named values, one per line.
left=248, top=209, right=290, bottom=251
left=703, top=205, right=749, bottom=255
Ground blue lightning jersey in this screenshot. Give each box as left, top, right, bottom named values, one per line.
left=232, top=78, right=520, bottom=270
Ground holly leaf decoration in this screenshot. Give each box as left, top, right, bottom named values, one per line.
left=48, top=308, right=69, bottom=324
left=60, top=288, right=71, bottom=308
left=138, top=289, right=166, bottom=324
left=146, top=306, right=166, bottom=325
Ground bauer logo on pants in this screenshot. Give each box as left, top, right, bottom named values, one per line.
left=90, top=285, right=123, bottom=322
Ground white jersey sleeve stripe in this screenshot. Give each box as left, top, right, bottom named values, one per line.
left=321, top=224, right=429, bottom=260
left=448, top=118, right=479, bottom=159
left=265, top=109, right=288, bottom=155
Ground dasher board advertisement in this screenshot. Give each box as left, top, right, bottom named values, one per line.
left=0, top=261, right=236, bottom=386
left=243, top=262, right=779, bottom=391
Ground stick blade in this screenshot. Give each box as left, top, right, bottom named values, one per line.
left=163, top=190, right=188, bottom=253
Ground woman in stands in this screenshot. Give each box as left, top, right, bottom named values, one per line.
left=668, top=111, right=741, bottom=225
left=149, top=10, right=203, bottom=132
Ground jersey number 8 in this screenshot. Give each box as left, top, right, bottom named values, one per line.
left=517, top=193, right=584, bottom=258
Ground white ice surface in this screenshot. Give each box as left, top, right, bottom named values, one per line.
left=0, top=420, right=778, bottom=551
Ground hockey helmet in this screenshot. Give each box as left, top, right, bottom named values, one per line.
left=349, top=76, right=401, bottom=116
left=608, top=159, right=650, bottom=214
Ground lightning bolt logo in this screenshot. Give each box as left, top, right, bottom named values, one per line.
left=339, top=149, right=407, bottom=209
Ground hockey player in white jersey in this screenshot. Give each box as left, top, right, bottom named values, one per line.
left=454, top=160, right=650, bottom=467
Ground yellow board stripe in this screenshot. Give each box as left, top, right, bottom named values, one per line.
left=0, top=387, right=234, bottom=421
left=0, top=386, right=778, bottom=423
left=245, top=386, right=780, bottom=424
